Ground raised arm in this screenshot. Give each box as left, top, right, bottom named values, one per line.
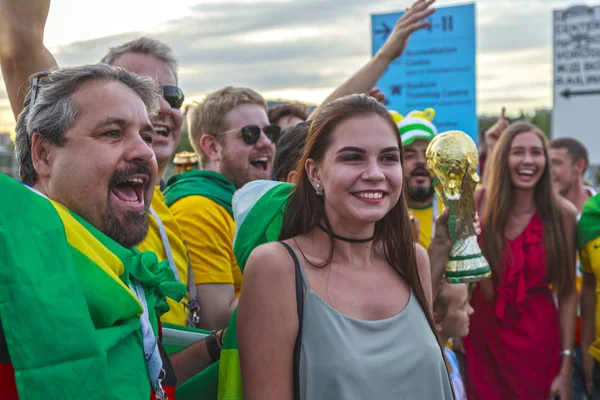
left=308, top=0, right=435, bottom=119
left=0, top=0, right=58, bottom=119
left=484, top=107, right=508, bottom=157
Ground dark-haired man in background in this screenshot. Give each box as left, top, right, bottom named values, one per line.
left=267, top=102, right=309, bottom=131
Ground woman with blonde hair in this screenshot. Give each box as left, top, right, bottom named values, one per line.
left=464, top=122, right=577, bottom=399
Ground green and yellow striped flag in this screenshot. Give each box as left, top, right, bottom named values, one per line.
left=0, top=174, right=185, bottom=399
left=218, top=180, right=293, bottom=400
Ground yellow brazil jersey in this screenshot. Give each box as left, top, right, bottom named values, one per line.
left=581, top=236, right=600, bottom=361
left=137, top=186, right=189, bottom=326
left=409, top=197, right=445, bottom=249
left=169, top=195, right=243, bottom=296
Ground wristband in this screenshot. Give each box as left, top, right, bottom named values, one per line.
left=560, top=349, right=573, bottom=357
left=217, top=328, right=225, bottom=348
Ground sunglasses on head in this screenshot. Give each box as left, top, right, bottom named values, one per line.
left=28, top=71, right=50, bottom=121
left=162, top=85, right=185, bottom=109
left=219, top=124, right=281, bottom=145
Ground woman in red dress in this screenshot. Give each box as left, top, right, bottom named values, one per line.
left=464, top=122, right=577, bottom=400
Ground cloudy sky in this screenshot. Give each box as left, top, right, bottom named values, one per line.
left=0, top=0, right=583, bottom=132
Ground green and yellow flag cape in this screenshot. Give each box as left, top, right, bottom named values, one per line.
left=0, top=174, right=185, bottom=399
left=218, top=180, right=293, bottom=400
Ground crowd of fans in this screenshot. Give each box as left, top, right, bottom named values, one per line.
left=1, top=0, right=600, bottom=399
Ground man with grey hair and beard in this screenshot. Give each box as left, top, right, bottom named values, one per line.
left=0, top=63, right=186, bottom=398
left=0, top=0, right=200, bottom=331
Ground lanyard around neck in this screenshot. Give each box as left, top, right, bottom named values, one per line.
left=149, top=206, right=180, bottom=283
left=129, top=281, right=166, bottom=399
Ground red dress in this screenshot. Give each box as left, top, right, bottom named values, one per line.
left=463, top=213, right=561, bottom=399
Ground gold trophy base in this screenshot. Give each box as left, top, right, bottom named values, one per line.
left=445, top=235, right=491, bottom=283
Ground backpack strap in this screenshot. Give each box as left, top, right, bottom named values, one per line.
left=278, top=241, right=304, bottom=400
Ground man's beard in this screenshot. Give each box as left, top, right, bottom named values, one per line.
left=408, top=184, right=435, bottom=203
left=104, top=206, right=149, bottom=248
left=220, top=152, right=244, bottom=189
left=104, top=162, right=153, bottom=248
left=407, top=166, right=435, bottom=203
left=220, top=149, right=266, bottom=189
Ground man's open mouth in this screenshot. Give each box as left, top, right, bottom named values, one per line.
left=250, top=156, right=270, bottom=171
left=154, top=125, right=171, bottom=138
left=411, top=168, right=431, bottom=179
left=110, top=175, right=149, bottom=211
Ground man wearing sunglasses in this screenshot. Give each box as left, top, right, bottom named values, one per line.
left=164, top=86, right=278, bottom=331
left=101, top=38, right=200, bottom=329
left=0, top=1, right=195, bottom=329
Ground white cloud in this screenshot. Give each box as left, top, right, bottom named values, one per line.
left=0, top=0, right=590, bottom=131
left=239, top=27, right=342, bottom=44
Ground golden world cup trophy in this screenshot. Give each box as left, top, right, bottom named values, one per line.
left=425, top=130, right=491, bottom=283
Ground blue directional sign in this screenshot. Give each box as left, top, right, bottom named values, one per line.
left=372, top=3, right=477, bottom=143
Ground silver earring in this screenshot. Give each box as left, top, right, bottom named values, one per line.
left=314, top=183, right=324, bottom=196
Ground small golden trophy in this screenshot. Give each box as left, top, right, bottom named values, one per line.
left=426, top=130, right=491, bottom=283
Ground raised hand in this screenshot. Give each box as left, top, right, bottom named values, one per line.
left=431, top=209, right=481, bottom=254
left=484, top=107, right=508, bottom=156
left=367, top=87, right=386, bottom=103
left=428, top=209, right=482, bottom=297
left=376, top=0, right=436, bottom=62
left=0, top=0, right=57, bottom=119
left=0, top=0, right=50, bottom=47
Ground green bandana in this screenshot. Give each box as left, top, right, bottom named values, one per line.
left=164, top=170, right=236, bottom=216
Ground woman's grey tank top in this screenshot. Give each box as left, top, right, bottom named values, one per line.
left=294, top=252, right=454, bottom=400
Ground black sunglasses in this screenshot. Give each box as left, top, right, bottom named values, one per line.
left=28, top=71, right=50, bottom=121
left=219, top=124, right=281, bottom=145
left=162, top=85, right=185, bottom=109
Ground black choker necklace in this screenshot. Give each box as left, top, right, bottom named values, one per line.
left=318, top=224, right=374, bottom=243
